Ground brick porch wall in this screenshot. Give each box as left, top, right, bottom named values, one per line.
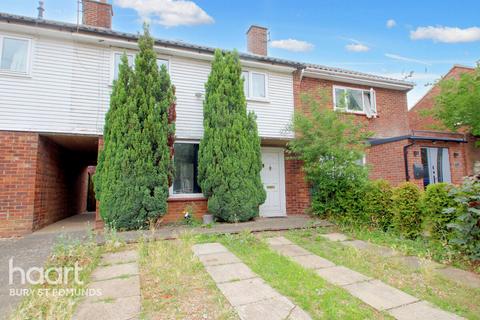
left=285, top=155, right=310, bottom=214
left=165, top=198, right=208, bottom=223
left=0, top=131, right=38, bottom=237
left=367, top=140, right=408, bottom=186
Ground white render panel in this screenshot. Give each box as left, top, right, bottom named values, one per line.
left=0, top=30, right=294, bottom=139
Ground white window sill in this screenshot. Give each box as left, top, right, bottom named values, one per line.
left=247, top=97, right=270, bottom=103
left=168, top=193, right=206, bottom=201
left=0, top=70, right=31, bottom=78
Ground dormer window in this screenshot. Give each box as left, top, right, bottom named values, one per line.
left=334, top=86, right=377, bottom=116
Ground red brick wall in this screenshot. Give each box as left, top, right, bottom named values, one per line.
left=0, top=131, right=38, bottom=237
left=165, top=198, right=208, bottom=223
left=298, top=76, right=410, bottom=138
left=285, top=155, right=310, bottom=214
left=367, top=140, right=408, bottom=186
left=82, top=0, right=112, bottom=29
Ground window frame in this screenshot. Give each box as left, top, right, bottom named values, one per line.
left=242, top=69, right=269, bottom=101
left=333, top=85, right=377, bottom=116
left=168, top=140, right=205, bottom=199
left=0, top=34, right=32, bottom=77
left=111, top=51, right=170, bottom=83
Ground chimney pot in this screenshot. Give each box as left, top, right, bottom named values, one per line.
left=247, top=25, right=268, bottom=56
left=82, top=0, right=113, bottom=29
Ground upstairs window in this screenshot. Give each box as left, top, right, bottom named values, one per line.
left=334, top=86, right=376, bottom=116
left=0, top=36, right=30, bottom=74
left=113, top=52, right=134, bottom=80
left=242, top=70, right=267, bottom=99
left=157, top=58, right=169, bottom=71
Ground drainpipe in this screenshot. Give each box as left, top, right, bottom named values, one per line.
left=403, top=141, right=415, bottom=181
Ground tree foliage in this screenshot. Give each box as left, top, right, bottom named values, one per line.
left=288, top=91, right=371, bottom=217
left=94, top=26, right=175, bottom=230
left=434, top=64, right=480, bottom=143
left=198, top=49, right=265, bottom=222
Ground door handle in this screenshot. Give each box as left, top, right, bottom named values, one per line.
left=266, top=185, right=275, bottom=189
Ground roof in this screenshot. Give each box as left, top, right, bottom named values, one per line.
left=0, top=12, right=413, bottom=89
left=369, top=134, right=467, bottom=146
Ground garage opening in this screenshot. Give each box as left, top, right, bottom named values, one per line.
left=33, top=134, right=99, bottom=233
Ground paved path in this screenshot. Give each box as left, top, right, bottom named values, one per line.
left=73, top=250, right=141, bottom=320
left=97, top=216, right=332, bottom=245
left=322, top=233, right=480, bottom=289
left=0, top=230, right=89, bottom=319
left=267, top=236, right=464, bottom=320
left=192, top=243, right=311, bottom=320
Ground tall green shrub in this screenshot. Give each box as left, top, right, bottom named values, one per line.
left=94, top=26, right=175, bottom=230
left=448, top=177, right=480, bottom=261
left=198, top=49, right=265, bottom=222
left=288, top=91, right=370, bottom=218
left=422, top=183, right=456, bottom=241
left=362, top=180, right=394, bottom=230
left=391, top=182, right=423, bottom=239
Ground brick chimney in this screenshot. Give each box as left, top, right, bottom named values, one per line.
left=82, top=0, right=113, bottom=29
left=247, top=25, right=268, bottom=56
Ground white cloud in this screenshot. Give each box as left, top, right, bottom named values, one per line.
left=386, top=19, right=396, bottom=28
left=375, top=72, right=440, bottom=82
left=115, top=0, right=214, bottom=27
left=270, top=39, right=314, bottom=52
left=385, top=53, right=431, bottom=65
left=410, top=26, right=480, bottom=43
left=345, top=43, right=370, bottom=52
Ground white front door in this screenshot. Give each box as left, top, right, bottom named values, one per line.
left=259, top=148, right=286, bottom=217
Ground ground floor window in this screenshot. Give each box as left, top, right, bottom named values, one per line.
left=421, top=147, right=451, bottom=187
left=172, top=143, right=202, bottom=195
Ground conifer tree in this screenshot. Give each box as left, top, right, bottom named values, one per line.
left=95, top=26, right=175, bottom=230
left=198, top=50, right=265, bottom=222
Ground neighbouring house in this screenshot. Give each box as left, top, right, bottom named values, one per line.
left=6, top=0, right=466, bottom=238
left=408, top=65, right=479, bottom=182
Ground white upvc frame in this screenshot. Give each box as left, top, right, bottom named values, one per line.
left=259, top=147, right=286, bottom=217
left=242, top=69, right=269, bottom=102
left=333, top=85, right=377, bottom=116
left=110, top=50, right=171, bottom=83
left=168, top=140, right=205, bottom=199
left=0, top=34, right=32, bottom=77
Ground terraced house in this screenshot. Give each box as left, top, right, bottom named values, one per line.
left=1, top=0, right=473, bottom=237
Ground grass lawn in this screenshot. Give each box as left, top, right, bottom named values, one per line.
left=196, top=232, right=390, bottom=320
left=285, top=228, right=480, bottom=320
left=138, top=236, right=238, bottom=320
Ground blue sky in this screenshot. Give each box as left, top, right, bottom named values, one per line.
left=2, top=0, right=480, bottom=107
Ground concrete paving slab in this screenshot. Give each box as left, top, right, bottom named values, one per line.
left=388, top=301, right=465, bottom=320
left=436, top=266, right=480, bottom=289
left=291, top=254, right=336, bottom=269
left=197, top=251, right=241, bottom=266
left=288, top=306, right=313, bottom=320
left=266, top=236, right=294, bottom=246
left=205, top=263, right=257, bottom=283
left=100, top=250, right=138, bottom=265
left=217, top=278, right=280, bottom=307
left=371, top=245, right=398, bottom=257
left=315, top=266, right=370, bottom=286
left=320, top=233, right=348, bottom=242
left=270, top=244, right=311, bottom=257
left=192, top=243, right=228, bottom=256
left=91, top=262, right=138, bottom=281
left=342, top=240, right=372, bottom=250
left=236, top=296, right=295, bottom=320
left=391, top=256, right=441, bottom=270
left=343, top=279, right=418, bottom=310
left=73, top=295, right=140, bottom=320
left=85, top=276, right=140, bottom=302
